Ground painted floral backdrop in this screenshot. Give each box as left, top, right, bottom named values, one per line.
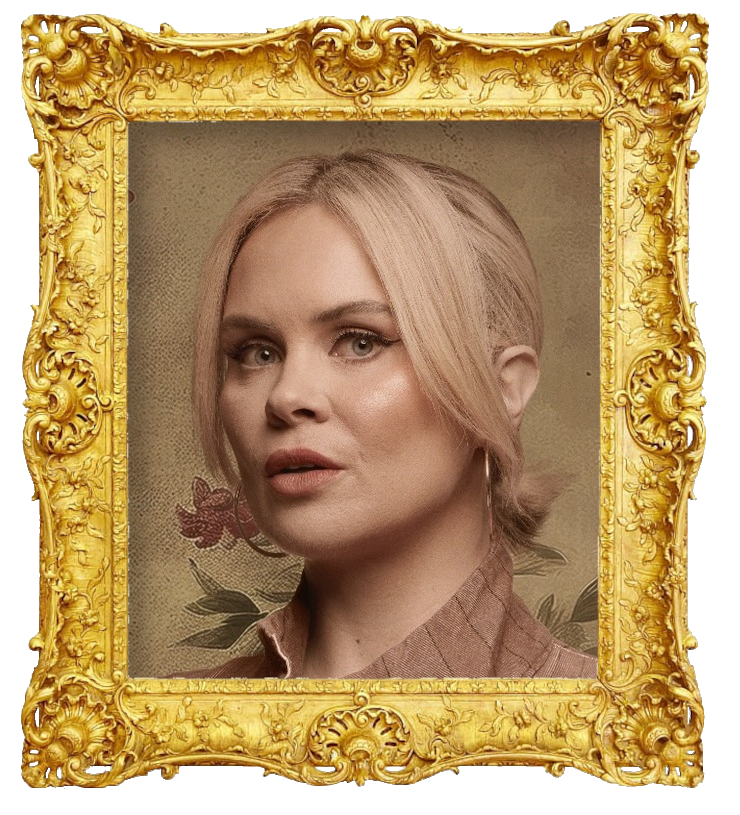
left=174, top=477, right=597, bottom=658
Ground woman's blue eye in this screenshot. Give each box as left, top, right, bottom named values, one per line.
left=351, top=336, right=374, bottom=356
left=333, top=331, right=390, bottom=359
left=229, top=332, right=396, bottom=367
left=245, top=345, right=278, bottom=366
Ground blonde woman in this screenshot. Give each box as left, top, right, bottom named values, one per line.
left=184, top=151, right=597, bottom=680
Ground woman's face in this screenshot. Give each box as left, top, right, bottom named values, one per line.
left=219, top=204, right=482, bottom=564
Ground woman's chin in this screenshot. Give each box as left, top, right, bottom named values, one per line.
left=258, top=518, right=380, bottom=564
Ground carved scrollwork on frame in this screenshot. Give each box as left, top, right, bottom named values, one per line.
left=599, top=681, right=703, bottom=786
left=611, top=15, right=708, bottom=111
left=22, top=16, right=129, bottom=119
left=309, top=17, right=419, bottom=105
left=25, top=351, right=106, bottom=455
left=22, top=677, right=125, bottom=787
left=20, top=13, right=708, bottom=788
left=306, top=692, right=419, bottom=784
left=618, top=348, right=705, bottom=456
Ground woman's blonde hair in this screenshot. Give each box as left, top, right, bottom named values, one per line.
left=195, top=150, right=552, bottom=549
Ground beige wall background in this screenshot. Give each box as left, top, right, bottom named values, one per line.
left=127, top=120, right=600, bottom=677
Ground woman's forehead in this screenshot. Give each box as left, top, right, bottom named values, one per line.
left=223, top=205, right=391, bottom=321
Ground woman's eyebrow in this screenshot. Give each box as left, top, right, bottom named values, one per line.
left=219, top=301, right=393, bottom=336
left=314, top=300, right=393, bottom=324
left=220, top=315, right=277, bottom=335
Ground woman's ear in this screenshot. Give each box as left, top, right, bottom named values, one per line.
left=495, top=345, right=540, bottom=428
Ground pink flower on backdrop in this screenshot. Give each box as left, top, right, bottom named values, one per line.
left=176, top=476, right=260, bottom=548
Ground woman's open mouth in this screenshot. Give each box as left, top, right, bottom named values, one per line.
left=265, top=449, right=344, bottom=497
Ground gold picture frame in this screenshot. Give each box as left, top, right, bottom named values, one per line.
left=20, top=12, right=707, bottom=787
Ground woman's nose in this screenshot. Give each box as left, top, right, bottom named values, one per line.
left=265, top=354, right=331, bottom=427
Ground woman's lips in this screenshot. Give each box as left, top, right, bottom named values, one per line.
left=265, top=448, right=344, bottom=497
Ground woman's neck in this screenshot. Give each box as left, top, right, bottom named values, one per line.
left=300, top=488, right=492, bottom=678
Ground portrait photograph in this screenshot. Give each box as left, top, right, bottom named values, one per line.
left=126, top=119, right=600, bottom=680
left=5, top=0, right=732, bottom=808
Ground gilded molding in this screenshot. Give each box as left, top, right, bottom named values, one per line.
left=307, top=692, right=419, bottom=784
left=619, top=349, right=704, bottom=455
left=25, top=351, right=105, bottom=454
left=310, top=17, right=419, bottom=103
left=20, top=13, right=708, bottom=787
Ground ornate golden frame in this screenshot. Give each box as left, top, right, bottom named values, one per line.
left=20, top=13, right=707, bottom=787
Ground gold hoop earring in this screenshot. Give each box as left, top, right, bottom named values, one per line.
left=484, top=450, right=495, bottom=545
left=233, top=484, right=286, bottom=558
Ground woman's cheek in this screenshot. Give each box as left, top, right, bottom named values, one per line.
left=219, top=384, right=240, bottom=445
left=349, top=367, right=425, bottom=422
left=220, top=384, right=260, bottom=464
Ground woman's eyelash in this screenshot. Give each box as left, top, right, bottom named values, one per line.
left=223, top=330, right=400, bottom=364
left=332, top=328, right=396, bottom=347
left=223, top=339, right=277, bottom=362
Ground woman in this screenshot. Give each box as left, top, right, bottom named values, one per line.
left=187, top=150, right=596, bottom=680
